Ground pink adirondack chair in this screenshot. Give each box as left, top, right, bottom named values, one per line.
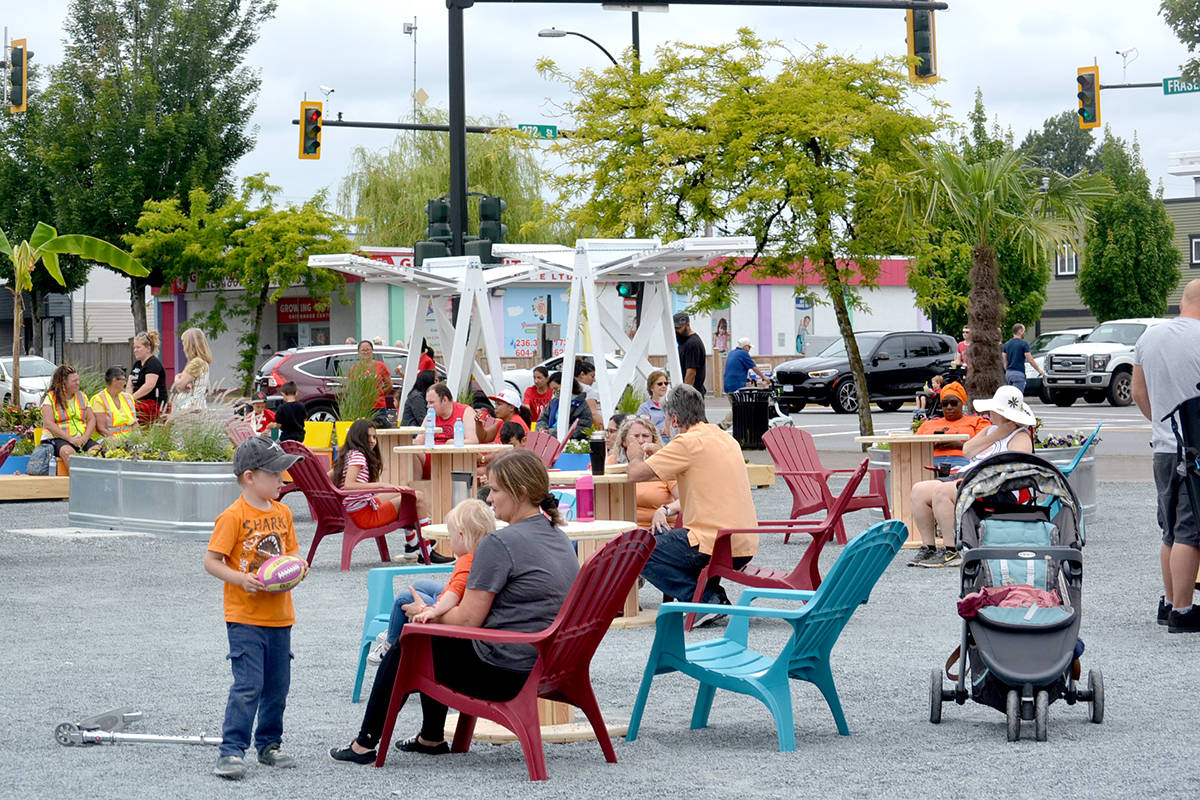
left=278, top=440, right=427, bottom=571
left=224, top=417, right=256, bottom=445
left=0, top=437, right=18, bottom=472
left=375, top=527, right=655, bottom=781
left=684, top=458, right=871, bottom=632
left=763, top=427, right=890, bottom=544
left=527, top=420, right=579, bottom=469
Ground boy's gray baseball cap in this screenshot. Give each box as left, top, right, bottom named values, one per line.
left=233, top=436, right=301, bottom=475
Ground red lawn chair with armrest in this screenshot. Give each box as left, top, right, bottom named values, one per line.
left=278, top=440, right=428, bottom=571
left=375, top=527, right=655, bottom=781
left=0, top=437, right=18, bottom=472
left=526, top=420, right=579, bottom=469
left=763, top=427, right=890, bottom=544
left=684, top=458, right=871, bottom=632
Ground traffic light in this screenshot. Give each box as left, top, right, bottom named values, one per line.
left=414, top=197, right=452, bottom=266
left=1076, top=66, right=1100, bottom=130
left=478, top=195, right=507, bottom=244
left=616, top=282, right=638, bottom=298
left=905, top=10, right=936, bottom=83
left=299, top=100, right=321, bottom=159
left=9, top=39, right=28, bottom=114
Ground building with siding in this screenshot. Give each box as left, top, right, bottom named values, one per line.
left=1035, top=195, right=1198, bottom=332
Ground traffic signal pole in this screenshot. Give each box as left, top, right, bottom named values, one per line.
left=448, top=1, right=470, bottom=257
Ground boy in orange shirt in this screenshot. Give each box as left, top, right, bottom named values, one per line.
left=204, top=436, right=305, bottom=780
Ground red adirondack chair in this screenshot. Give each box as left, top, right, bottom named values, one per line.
left=684, top=458, right=870, bottom=632
left=763, top=427, right=890, bottom=544
left=224, top=417, right=256, bottom=445
left=278, top=441, right=427, bottom=571
left=526, top=420, right=579, bottom=469
left=0, top=437, right=18, bottom=472
left=375, top=527, right=655, bottom=781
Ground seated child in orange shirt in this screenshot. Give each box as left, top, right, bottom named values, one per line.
left=367, top=498, right=495, bottom=664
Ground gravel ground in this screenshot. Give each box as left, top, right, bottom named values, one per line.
left=1, top=475, right=1198, bottom=800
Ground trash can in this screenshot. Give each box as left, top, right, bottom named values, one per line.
left=730, top=388, right=772, bottom=450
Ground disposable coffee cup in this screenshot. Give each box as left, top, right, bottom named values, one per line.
left=589, top=431, right=606, bottom=475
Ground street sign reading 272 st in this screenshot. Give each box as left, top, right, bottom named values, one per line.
left=518, top=124, right=558, bottom=139
left=1163, top=77, right=1200, bottom=95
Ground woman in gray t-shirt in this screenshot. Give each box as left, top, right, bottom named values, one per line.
left=330, top=449, right=578, bottom=764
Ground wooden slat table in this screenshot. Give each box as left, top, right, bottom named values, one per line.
left=422, top=518, right=642, bottom=742
left=546, top=469, right=638, bottom=524
left=393, top=443, right=511, bottom=524
left=376, top=426, right=424, bottom=486
left=854, top=433, right=969, bottom=548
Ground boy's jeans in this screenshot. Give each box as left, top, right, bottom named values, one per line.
left=220, top=623, right=292, bottom=758
left=386, top=578, right=444, bottom=644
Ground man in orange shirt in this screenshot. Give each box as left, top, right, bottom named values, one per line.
left=625, top=384, right=757, bottom=627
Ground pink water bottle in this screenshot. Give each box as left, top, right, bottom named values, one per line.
left=576, top=473, right=595, bottom=522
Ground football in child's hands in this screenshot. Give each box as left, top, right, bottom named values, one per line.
left=257, top=554, right=308, bottom=593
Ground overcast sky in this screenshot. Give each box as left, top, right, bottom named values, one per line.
left=9, top=1, right=1200, bottom=216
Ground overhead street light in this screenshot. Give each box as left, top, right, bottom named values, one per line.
left=538, top=27, right=619, bottom=66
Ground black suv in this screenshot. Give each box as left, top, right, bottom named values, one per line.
left=773, top=331, right=956, bottom=414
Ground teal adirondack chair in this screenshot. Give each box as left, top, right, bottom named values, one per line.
left=352, top=563, right=455, bottom=702
left=1058, top=422, right=1102, bottom=478
left=626, top=519, right=907, bottom=751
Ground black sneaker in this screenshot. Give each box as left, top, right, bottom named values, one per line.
left=694, top=592, right=732, bottom=629
left=1168, top=606, right=1200, bottom=634
left=1158, top=596, right=1173, bottom=626
left=917, top=547, right=960, bottom=569
left=328, top=744, right=376, bottom=765
left=405, top=543, right=455, bottom=565
left=907, top=545, right=937, bottom=567
left=213, top=755, right=248, bottom=780
left=395, top=735, right=450, bottom=755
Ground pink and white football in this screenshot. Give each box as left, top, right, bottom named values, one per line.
left=257, top=554, right=308, bottom=593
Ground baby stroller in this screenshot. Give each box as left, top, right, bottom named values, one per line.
left=929, top=452, right=1104, bottom=741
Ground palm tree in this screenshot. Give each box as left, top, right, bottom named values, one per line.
left=901, top=145, right=1110, bottom=402
left=0, top=223, right=147, bottom=402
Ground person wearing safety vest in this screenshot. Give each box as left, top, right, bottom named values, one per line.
left=90, top=366, right=139, bottom=439
left=41, top=364, right=102, bottom=467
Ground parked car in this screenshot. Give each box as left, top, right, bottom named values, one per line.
left=1042, top=317, right=1165, bottom=407
left=1024, top=328, right=1092, bottom=401
left=502, top=352, right=623, bottom=396
left=0, top=356, right=58, bottom=407
left=773, top=331, right=956, bottom=414
left=254, top=345, right=444, bottom=421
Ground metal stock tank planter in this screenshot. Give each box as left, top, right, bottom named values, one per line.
left=68, top=456, right=239, bottom=534
left=67, top=418, right=239, bottom=534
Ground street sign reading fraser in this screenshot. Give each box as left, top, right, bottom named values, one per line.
left=1163, top=77, right=1200, bottom=95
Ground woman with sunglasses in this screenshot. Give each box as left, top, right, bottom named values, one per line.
left=913, top=381, right=989, bottom=469
left=637, top=369, right=671, bottom=441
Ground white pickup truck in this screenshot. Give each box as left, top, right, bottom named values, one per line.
left=1041, top=317, right=1165, bottom=407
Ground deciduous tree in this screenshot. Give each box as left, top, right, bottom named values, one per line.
left=1078, top=133, right=1181, bottom=322
left=540, top=31, right=941, bottom=435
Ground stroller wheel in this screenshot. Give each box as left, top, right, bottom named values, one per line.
left=1034, top=690, right=1049, bottom=742
left=1005, top=690, right=1020, bottom=742
left=929, top=668, right=943, bottom=724
left=1088, top=669, right=1105, bottom=724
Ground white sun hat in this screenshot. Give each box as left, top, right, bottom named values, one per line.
left=973, top=384, right=1037, bottom=427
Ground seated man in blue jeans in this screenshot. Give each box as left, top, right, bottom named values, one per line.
left=624, top=384, right=758, bottom=627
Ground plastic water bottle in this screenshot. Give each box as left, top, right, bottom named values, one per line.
left=424, top=406, right=436, bottom=445
left=576, top=473, right=595, bottom=522
left=453, top=418, right=465, bottom=447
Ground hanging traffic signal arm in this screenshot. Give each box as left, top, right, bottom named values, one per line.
left=905, top=10, right=936, bottom=83
left=1076, top=66, right=1100, bottom=129
left=9, top=39, right=28, bottom=113
left=299, top=100, right=322, bottom=159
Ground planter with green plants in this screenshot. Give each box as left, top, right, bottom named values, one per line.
left=336, top=361, right=387, bottom=422
left=69, top=418, right=240, bottom=534
left=0, top=406, right=44, bottom=475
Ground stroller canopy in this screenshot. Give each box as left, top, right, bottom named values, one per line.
left=953, top=452, right=1083, bottom=549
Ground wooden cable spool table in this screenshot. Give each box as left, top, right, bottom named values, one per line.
left=854, top=433, right=969, bottom=548
left=392, top=443, right=511, bottom=524
left=375, top=426, right=424, bottom=486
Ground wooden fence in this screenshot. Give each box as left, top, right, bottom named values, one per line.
left=65, top=341, right=135, bottom=373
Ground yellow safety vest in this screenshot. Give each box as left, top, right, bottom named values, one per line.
left=43, top=392, right=87, bottom=438
left=90, top=391, right=137, bottom=437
